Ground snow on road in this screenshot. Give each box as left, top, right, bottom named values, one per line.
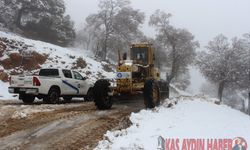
left=95, top=96, right=250, bottom=150
left=0, top=100, right=143, bottom=150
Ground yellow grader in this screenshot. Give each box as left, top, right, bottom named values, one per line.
left=92, top=43, right=169, bottom=110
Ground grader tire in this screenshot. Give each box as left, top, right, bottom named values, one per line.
left=143, top=79, right=160, bottom=108
left=93, top=79, right=113, bottom=110
left=85, top=87, right=94, bottom=102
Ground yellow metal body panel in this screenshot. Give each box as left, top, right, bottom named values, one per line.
left=115, top=65, right=133, bottom=93
left=114, top=43, right=161, bottom=94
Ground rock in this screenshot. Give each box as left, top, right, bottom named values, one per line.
left=102, top=64, right=113, bottom=72
left=9, top=53, right=22, bottom=67
left=0, top=57, right=12, bottom=69
left=0, top=41, right=6, bottom=57
left=86, top=71, right=92, bottom=75
left=0, top=72, right=9, bottom=82
left=22, top=51, right=48, bottom=70
left=0, top=50, right=48, bottom=71
left=69, top=55, right=76, bottom=59
left=72, top=57, right=87, bottom=69
left=32, top=52, right=48, bottom=64
left=0, top=53, right=22, bottom=69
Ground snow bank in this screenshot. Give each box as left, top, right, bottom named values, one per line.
left=95, top=96, right=250, bottom=150
left=0, top=80, right=16, bottom=100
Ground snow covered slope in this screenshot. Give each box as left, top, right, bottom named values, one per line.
left=0, top=31, right=114, bottom=100
left=95, top=96, right=250, bottom=150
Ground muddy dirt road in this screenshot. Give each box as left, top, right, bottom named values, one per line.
left=0, top=99, right=144, bottom=150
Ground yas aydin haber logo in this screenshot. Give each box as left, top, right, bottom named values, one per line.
left=157, top=136, right=248, bottom=150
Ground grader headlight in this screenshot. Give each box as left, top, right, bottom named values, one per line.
left=132, top=65, right=139, bottom=72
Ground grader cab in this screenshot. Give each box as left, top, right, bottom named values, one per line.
left=93, top=43, right=169, bottom=110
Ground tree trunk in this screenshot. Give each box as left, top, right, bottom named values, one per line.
left=85, top=34, right=91, bottom=50
left=15, top=8, right=25, bottom=30
left=167, top=44, right=177, bottom=84
left=218, top=81, right=225, bottom=103
left=103, top=35, right=108, bottom=60
left=241, top=99, right=246, bottom=112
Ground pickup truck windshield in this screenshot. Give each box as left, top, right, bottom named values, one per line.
left=39, top=69, right=59, bottom=77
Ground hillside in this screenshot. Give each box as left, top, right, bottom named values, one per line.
left=95, top=96, right=250, bottom=150
left=0, top=31, right=114, bottom=99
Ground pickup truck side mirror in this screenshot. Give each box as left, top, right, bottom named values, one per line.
left=82, top=77, right=88, bottom=80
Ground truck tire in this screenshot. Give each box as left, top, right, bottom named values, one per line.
left=143, top=79, right=160, bottom=108
left=93, top=79, right=113, bottom=110
left=85, top=87, right=93, bottom=102
left=44, top=88, right=60, bottom=104
left=63, top=96, right=72, bottom=103
left=22, top=95, right=35, bottom=104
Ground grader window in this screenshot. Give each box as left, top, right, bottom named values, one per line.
left=131, top=47, right=148, bottom=64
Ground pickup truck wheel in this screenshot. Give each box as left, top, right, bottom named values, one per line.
left=22, top=95, right=35, bottom=104
left=63, top=96, right=72, bottom=103
left=44, top=89, right=60, bottom=104
left=93, top=79, right=113, bottom=110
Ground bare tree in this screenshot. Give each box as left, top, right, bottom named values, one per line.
left=242, top=33, right=250, bottom=114
left=78, top=0, right=144, bottom=60
left=197, top=34, right=250, bottom=102
left=76, top=22, right=102, bottom=51
left=149, top=10, right=199, bottom=84
left=0, top=0, right=75, bottom=46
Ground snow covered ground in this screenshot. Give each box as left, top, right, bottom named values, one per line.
left=95, top=96, right=250, bottom=150
left=0, top=80, right=16, bottom=100
left=0, top=31, right=115, bottom=100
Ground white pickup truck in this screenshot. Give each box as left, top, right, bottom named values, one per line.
left=8, top=68, right=93, bottom=104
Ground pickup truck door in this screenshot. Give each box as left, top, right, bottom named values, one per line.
left=61, top=69, right=79, bottom=95
left=72, top=71, right=88, bottom=95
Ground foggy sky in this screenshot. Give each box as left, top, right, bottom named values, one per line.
left=64, top=0, right=250, bottom=48
left=64, top=0, right=250, bottom=94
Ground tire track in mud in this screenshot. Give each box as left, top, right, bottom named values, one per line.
left=0, top=103, right=96, bottom=138
left=0, top=100, right=143, bottom=150
left=47, top=111, right=133, bottom=150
